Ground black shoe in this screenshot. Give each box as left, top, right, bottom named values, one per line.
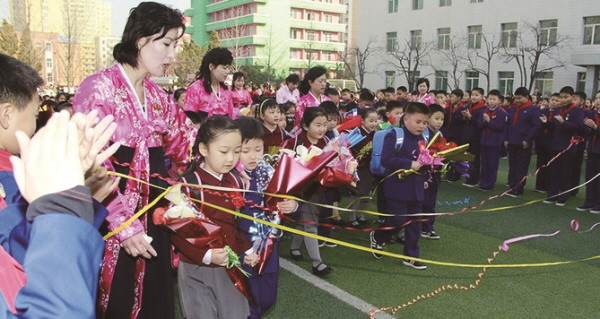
left=421, top=231, right=440, bottom=240
left=555, top=201, right=566, bottom=207
left=290, top=249, right=303, bottom=261
left=505, top=191, right=521, bottom=198
left=543, top=199, right=556, bottom=204
left=576, top=205, right=593, bottom=212
left=477, top=187, right=491, bottom=192
left=312, top=263, right=332, bottom=276
left=462, top=182, right=477, bottom=188
left=369, top=231, right=384, bottom=259
left=348, top=220, right=361, bottom=228
left=533, top=189, right=546, bottom=193
left=357, top=215, right=368, bottom=225
left=590, top=208, right=600, bottom=214
left=402, top=259, right=427, bottom=270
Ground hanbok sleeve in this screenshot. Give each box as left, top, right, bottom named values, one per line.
left=161, top=94, right=195, bottom=174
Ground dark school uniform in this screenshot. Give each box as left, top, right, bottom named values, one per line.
left=262, top=124, right=286, bottom=155
left=546, top=103, right=584, bottom=203
left=479, top=106, right=508, bottom=190
left=460, top=100, right=487, bottom=185
left=422, top=129, right=442, bottom=233
left=506, top=101, right=541, bottom=195
left=442, top=102, right=462, bottom=141
left=373, top=126, right=425, bottom=258
left=346, top=126, right=375, bottom=223
left=583, top=111, right=600, bottom=210
left=535, top=107, right=558, bottom=192
left=570, top=105, right=586, bottom=196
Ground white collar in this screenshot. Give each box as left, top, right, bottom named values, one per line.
left=117, top=63, right=147, bottom=119
left=200, top=163, right=223, bottom=181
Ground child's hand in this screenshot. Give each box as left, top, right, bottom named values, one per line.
left=461, top=109, right=471, bottom=120
left=277, top=199, right=298, bottom=214
left=411, top=161, right=422, bottom=171
left=539, top=114, right=547, bottom=123
left=584, top=118, right=597, bottom=129
left=483, top=113, right=490, bottom=122
left=85, top=167, right=120, bottom=202
left=243, top=252, right=259, bottom=267
left=210, top=248, right=228, bottom=266
left=554, top=115, right=564, bottom=123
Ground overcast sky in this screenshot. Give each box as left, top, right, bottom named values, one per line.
left=0, top=0, right=190, bottom=36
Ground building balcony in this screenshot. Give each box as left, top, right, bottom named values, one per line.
left=221, top=35, right=268, bottom=47
left=290, top=0, right=347, bottom=14
left=287, top=59, right=342, bottom=69
left=289, top=19, right=346, bottom=33
left=288, top=39, right=345, bottom=51
left=206, top=0, right=267, bottom=14
left=206, top=14, right=268, bottom=31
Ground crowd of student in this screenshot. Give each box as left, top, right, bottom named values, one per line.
left=1, top=1, right=600, bottom=318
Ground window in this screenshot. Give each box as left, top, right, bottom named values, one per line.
left=307, top=12, right=316, bottom=21
left=535, top=72, right=554, bottom=96
left=325, top=14, right=333, bottom=23
left=306, top=50, right=316, bottom=60
left=540, top=19, right=558, bottom=46
left=584, top=16, right=600, bottom=45
left=307, top=30, right=315, bottom=41
left=465, top=71, right=479, bottom=91
left=468, top=25, right=482, bottom=49
left=498, top=72, right=514, bottom=96
left=46, top=58, right=52, bottom=69
left=410, top=29, right=422, bottom=47
left=470, top=0, right=483, bottom=2
left=576, top=72, right=586, bottom=92
left=386, top=32, right=397, bottom=52
left=412, top=0, right=423, bottom=10
left=437, top=28, right=451, bottom=50
left=47, top=73, right=53, bottom=83
left=290, top=49, right=302, bottom=59
left=408, top=71, right=420, bottom=90
left=435, top=71, right=449, bottom=91
left=385, top=71, right=396, bottom=88
left=290, top=9, right=299, bottom=19
left=501, top=22, right=518, bottom=48
left=45, top=42, right=52, bottom=52
left=388, top=0, right=398, bottom=13
left=290, top=29, right=299, bottom=39
left=439, top=0, right=451, bottom=6
left=325, top=33, right=332, bottom=42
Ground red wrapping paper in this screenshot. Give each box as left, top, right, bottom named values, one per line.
left=316, top=166, right=354, bottom=188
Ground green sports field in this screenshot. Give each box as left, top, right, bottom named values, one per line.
left=262, top=157, right=600, bottom=318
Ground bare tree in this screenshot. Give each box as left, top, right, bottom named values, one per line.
left=261, top=24, right=284, bottom=83
left=433, top=36, right=467, bottom=90
left=336, top=38, right=375, bottom=90
left=503, top=22, right=568, bottom=91
left=386, top=38, right=434, bottom=90
left=465, top=34, right=502, bottom=92
left=0, top=19, right=19, bottom=56
left=61, top=0, right=84, bottom=88
left=17, top=24, right=43, bottom=72
left=220, top=20, right=248, bottom=68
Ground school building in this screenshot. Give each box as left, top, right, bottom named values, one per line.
left=357, top=0, right=600, bottom=97
left=185, top=0, right=355, bottom=78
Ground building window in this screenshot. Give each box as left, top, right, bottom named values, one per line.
left=307, top=30, right=315, bottom=41
left=324, top=52, right=332, bottom=61
left=435, top=71, right=449, bottom=91
left=307, top=12, right=316, bottom=21
left=470, top=0, right=483, bottom=2
left=439, top=0, right=451, bottom=6
left=290, top=9, right=299, bottom=19
left=535, top=72, right=554, bottom=96
left=388, top=0, right=398, bottom=13
left=325, top=14, right=333, bottom=23
left=46, top=58, right=52, bottom=68
left=385, top=71, right=396, bottom=88
left=540, top=19, right=558, bottom=46
left=437, top=28, right=451, bottom=50
left=498, top=72, right=514, bottom=96
left=410, top=29, right=422, bottom=47
left=306, top=50, right=316, bottom=60
left=501, top=22, right=518, bottom=48
left=576, top=72, right=586, bottom=92
left=386, top=32, right=397, bottom=52
left=467, top=25, right=482, bottom=49
left=324, top=33, right=332, bottom=42
left=290, top=29, right=299, bottom=39
left=45, top=42, right=52, bottom=52
left=465, top=71, right=479, bottom=91
left=412, top=0, right=423, bottom=10
left=584, top=16, right=600, bottom=45
left=47, top=73, right=53, bottom=83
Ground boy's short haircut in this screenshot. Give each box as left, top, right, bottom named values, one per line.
left=324, top=88, right=340, bottom=97
left=386, top=100, right=403, bottom=113
left=559, top=86, right=574, bottom=95
left=404, top=102, right=430, bottom=115
left=574, top=91, right=587, bottom=100
left=383, top=87, right=395, bottom=94
left=0, top=53, right=44, bottom=110
left=428, top=104, right=445, bottom=116
left=341, top=88, right=351, bottom=93
left=285, top=74, right=300, bottom=84
left=488, top=89, right=502, bottom=99
left=234, top=116, right=265, bottom=142
left=319, top=101, right=339, bottom=117
left=472, top=87, right=485, bottom=96
left=359, top=107, right=378, bottom=119
left=396, top=86, right=408, bottom=92
left=514, top=87, right=530, bottom=97
left=57, top=101, right=73, bottom=112
left=551, top=92, right=560, bottom=98
left=505, top=96, right=514, bottom=104
left=358, top=89, right=375, bottom=102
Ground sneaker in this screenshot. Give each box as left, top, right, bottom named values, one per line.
left=477, top=187, right=490, bottom=192
left=369, top=231, right=384, bottom=259
left=421, top=231, right=440, bottom=240
left=318, top=240, right=326, bottom=248
left=324, top=241, right=338, bottom=248
left=543, top=199, right=556, bottom=204
left=357, top=215, right=368, bottom=225
left=505, top=191, right=520, bottom=198
left=533, top=189, right=546, bottom=193
left=462, top=182, right=477, bottom=188
left=576, top=205, right=593, bottom=212
left=555, top=201, right=566, bottom=207
left=402, top=259, right=427, bottom=270
left=590, top=209, right=600, bottom=214
left=348, top=220, right=361, bottom=228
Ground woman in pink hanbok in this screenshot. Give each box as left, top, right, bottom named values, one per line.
left=184, top=47, right=235, bottom=119
left=412, top=77, right=437, bottom=106
left=231, top=71, right=253, bottom=118
left=294, top=66, right=331, bottom=127
left=72, top=3, right=194, bottom=318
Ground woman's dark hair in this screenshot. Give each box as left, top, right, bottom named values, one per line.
left=416, top=78, right=430, bottom=91
left=232, top=71, right=245, bottom=83
left=174, top=88, right=186, bottom=101
left=255, top=98, right=279, bottom=117
left=195, top=47, right=233, bottom=93
left=298, top=66, right=327, bottom=96
left=360, top=107, right=377, bottom=120
left=404, top=102, right=430, bottom=115
left=301, top=107, right=327, bottom=128
left=234, top=116, right=264, bottom=142
left=113, top=2, right=185, bottom=68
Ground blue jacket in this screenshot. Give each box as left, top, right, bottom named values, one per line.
left=506, top=103, right=541, bottom=145
left=550, top=104, right=584, bottom=152
left=481, top=106, right=508, bottom=148
left=585, top=110, right=600, bottom=154
left=537, top=107, right=559, bottom=148
left=460, top=101, right=487, bottom=144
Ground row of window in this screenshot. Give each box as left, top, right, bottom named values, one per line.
left=290, top=29, right=341, bottom=42
left=290, top=48, right=340, bottom=62
left=209, top=4, right=257, bottom=23
left=290, top=9, right=339, bottom=23
left=390, top=0, right=485, bottom=13
left=385, top=16, right=599, bottom=52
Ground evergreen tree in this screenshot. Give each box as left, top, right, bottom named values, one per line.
left=208, top=30, right=221, bottom=50
left=18, top=25, right=42, bottom=72
left=0, top=20, right=19, bottom=57
left=173, top=39, right=206, bottom=87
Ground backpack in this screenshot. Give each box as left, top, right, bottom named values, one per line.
left=369, top=127, right=430, bottom=176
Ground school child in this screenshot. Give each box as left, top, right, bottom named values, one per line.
left=479, top=90, right=508, bottom=191
left=340, top=88, right=355, bottom=109
left=280, top=102, right=296, bottom=133
left=282, top=107, right=333, bottom=276
left=578, top=93, right=600, bottom=213
left=543, top=87, right=584, bottom=205
left=379, top=101, right=404, bottom=129
left=174, top=88, right=186, bottom=108
left=231, top=72, right=253, bottom=118
left=505, top=87, right=541, bottom=197
left=178, top=116, right=258, bottom=319
left=347, top=108, right=378, bottom=228
left=370, top=102, right=430, bottom=270
left=413, top=78, right=436, bottom=105
left=276, top=74, right=300, bottom=105
left=295, top=67, right=330, bottom=127
left=396, top=86, right=410, bottom=104
left=357, top=89, right=375, bottom=110
left=421, top=104, right=445, bottom=239
left=458, top=87, right=487, bottom=187
left=435, top=91, right=448, bottom=107
left=255, top=99, right=286, bottom=155
left=462, top=90, right=471, bottom=105
left=535, top=93, right=560, bottom=193
left=233, top=117, right=299, bottom=319
left=325, top=88, right=341, bottom=108
left=320, top=101, right=341, bottom=139
left=571, top=91, right=588, bottom=196
left=441, top=89, right=465, bottom=182
left=383, top=87, right=397, bottom=104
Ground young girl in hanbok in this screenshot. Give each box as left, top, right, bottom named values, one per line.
left=231, top=72, right=253, bottom=118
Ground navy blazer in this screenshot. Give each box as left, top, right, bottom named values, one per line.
left=550, top=104, right=584, bottom=152
left=481, top=106, right=508, bottom=148
left=506, top=103, right=541, bottom=145
left=381, top=126, right=425, bottom=202
left=584, top=110, right=600, bottom=154
left=537, top=107, right=559, bottom=148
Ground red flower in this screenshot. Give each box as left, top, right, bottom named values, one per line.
left=230, top=192, right=246, bottom=210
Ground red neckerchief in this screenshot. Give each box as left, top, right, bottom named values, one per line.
left=447, top=102, right=462, bottom=128
left=512, top=101, right=533, bottom=125
left=559, top=103, right=577, bottom=118
left=469, top=100, right=487, bottom=113
left=543, top=108, right=558, bottom=133
left=484, top=106, right=498, bottom=135
left=0, top=149, right=13, bottom=172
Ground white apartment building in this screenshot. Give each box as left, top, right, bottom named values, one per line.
left=357, top=0, right=600, bottom=97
